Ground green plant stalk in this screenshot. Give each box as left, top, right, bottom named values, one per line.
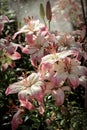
left=43, top=17, right=47, bottom=26
left=48, top=20, right=51, bottom=31
left=80, top=0, right=87, bottom=42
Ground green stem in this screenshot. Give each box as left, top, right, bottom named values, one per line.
left=80, top=0, right=87, bottom=24
left=48, top=20, right=51, bottom=31
left=80, top=0, right=87, bottom=42
left=43, top=18, right=46, bottom=26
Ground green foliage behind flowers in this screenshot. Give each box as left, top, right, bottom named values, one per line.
left=16, top=94, right=87, bottom=130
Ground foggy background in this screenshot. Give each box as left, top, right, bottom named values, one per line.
left=7, top=0, right=73, bottom=32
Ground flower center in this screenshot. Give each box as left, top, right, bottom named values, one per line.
left=64, top=59, right=71, bottom=74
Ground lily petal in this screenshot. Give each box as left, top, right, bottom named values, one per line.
left=52, top=88, right=65, bottom=106
left=7, top=52, right=21, bottom=60
left=68, top=75, right=80, bottom=89
left=5, top=79, right=27, bottom=95
left=11, top=108, right=24, bottom=130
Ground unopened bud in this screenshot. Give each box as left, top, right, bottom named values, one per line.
left=46, top=1, right=52, bottom=21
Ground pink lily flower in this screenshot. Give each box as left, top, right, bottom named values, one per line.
left=52, top=88, right=65, bottom=106
left=5, top=73, right=45, bottom=110
left=13, top=17, right=45, bottom=39
left=39, top=50, right=87, bottom=89
left=44, top=79, right=71, bottom=106
left=52, top=0, right=83, bottom=28
left=52, top=57, right=87, bottom=89
left=11, top=108, right=24, bottom=130
left=0, top=15, right=9, bottom=33
left=51, top=85, right=71, bottom=106
left=22, top=34, right=49, bottom=66
left=39, top=50, right=77, bottom=81
left=0, top=38, right=22, bottom=60
left=40, top=50, right=76, bottom=64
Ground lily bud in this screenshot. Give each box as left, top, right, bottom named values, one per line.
left=46, top=1, right=52, bottom=21
left=40, top=3, right=45, bottom=19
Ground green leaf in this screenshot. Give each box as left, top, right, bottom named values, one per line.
left=73, top=122, right=77, bottom=128
left=0, top=92, right=3, bottom=98
left=60, top=119, right=65, bottom=126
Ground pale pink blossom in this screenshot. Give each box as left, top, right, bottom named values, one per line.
left=11, top=108, right=24, bottom=130
left=52, top=88, right=65, bottom=106
left=44, top=79, right=71, bottom=106
left=39, top=50, right=77, bottom=82
left=13, top=17, right=45, bottom=39
left=41, top=50, right=76, bottom=64
left=25, top=33, right=36, bottom=44
left=52, top=57, right=87, bottom=89
left=7, top=51, right=21, bottom=60
left=0, top=39, right=22, bottom=70
left=56, top=33, right=81, bottom=49
left=39, top=26, right=49, bottom=37
left=1, top=62, right=15, bottom=71
left=0, top=24, right=3, bottom=33
left=22, top=34, right=49, bottom=66
left=0, top=15, right=9, bottom=33
left=39, top=50, right=87, bottom=89
left=45, top=118, right=51, bottom=126
left=0, top=39, right=22, bottom=60
left=39, top=62, right=54, bottom=80
left=19, top=97, right=34, bottom=111
left=44, top=84, right=71, bottom=106
left=79, top=76, right=87, bottom=88
left=5, top=73, right=45, bottom=110
left=0, top=15, right=9, bottom=23
left=37, top=103, right=45, bottom=115
left=55, top=32, right=85, bottom=60
left=52, top=0, right=83, bottom=28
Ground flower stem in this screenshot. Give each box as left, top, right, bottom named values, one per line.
left=80, top=0, right=87, bottom=42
